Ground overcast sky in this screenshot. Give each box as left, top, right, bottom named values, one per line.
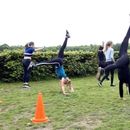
left=0, top=0, right=130, bottom=47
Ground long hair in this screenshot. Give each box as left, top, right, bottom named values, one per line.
left=25, top=41, right=34, bottom=48
left=106, top=41, right=113, bottom=51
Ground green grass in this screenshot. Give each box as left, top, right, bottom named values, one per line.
left=0, top=75, right=130, bottom=130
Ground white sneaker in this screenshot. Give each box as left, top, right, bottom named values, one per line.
left=22, top=85, right=31, bottom=89
left=28, top=62, right=35, bottom=70
left=98, top=81, right=102, bottom=87
left=22, top=83, right=31, bottom=88
left=66, top=30, right=70, bottom=38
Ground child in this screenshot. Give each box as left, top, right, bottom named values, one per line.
left=96, top=25, right=130, bottom=99
left=96, top=42, right=107, bottom=82
left=22, top=41, right=43, bottom=88
left=32, top=30, right=74, bottom=95
left=98, top=41, right=115, bottom=87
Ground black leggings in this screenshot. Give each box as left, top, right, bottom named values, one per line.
left=100, top=61, right=114, bottom=85
left=119, top=26, right=130, bottom=56
left=36, top=37, right=68, bottom=67
left=58, top=38, right=68, bottom=59
left=104, top=54, right=129, bottom=73
left=119, top=81, right=130, bottom=98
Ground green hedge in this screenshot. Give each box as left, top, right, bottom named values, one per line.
left=0, top=50, right=120, bottom=82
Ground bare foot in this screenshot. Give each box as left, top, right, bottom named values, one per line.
left=70, top=89, right=74, bottom=93
left=63, top=92, right=69, bottom=96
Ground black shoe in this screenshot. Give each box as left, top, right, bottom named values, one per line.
left=110, top=84, right=115, bottom=87
left=106, top=77, right=110, bottom=80
left=66, top=30, right=70, bottom=38
left=98, top=81, right=102, bottom=87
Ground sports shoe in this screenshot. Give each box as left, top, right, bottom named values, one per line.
left=22, top=85, right=31, bottom=89
left=110, top=84, right=115, bottom=87
left=98, top=81, right=102, bottom=87
left=22, top=83, right=31, bottom=88
left=28, top=61, right=36, bottom=70
left=66, top=30, right=70, bottom=38
left=106, top=77, right=110, bottom=80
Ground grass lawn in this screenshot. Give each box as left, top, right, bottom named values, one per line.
left=0, top=75, right=130, bottom=130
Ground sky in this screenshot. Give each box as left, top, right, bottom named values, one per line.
left=0, top=0, right=130, bottom=47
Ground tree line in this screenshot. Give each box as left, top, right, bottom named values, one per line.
left=0, top=42, right=129, bottom=52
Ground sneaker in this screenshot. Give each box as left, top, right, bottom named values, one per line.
left=66, top=30, right=70, bottom=38
left=106, top=77, right=110, bottom=80
left=22, top=85, right=31, bottom=89
left=98, top=81, right=102, bottom=87
left=110, top=84, right=115, bottom=87
left=22, top=83, right=31, bottom=88
left=28, top=61, right=36, bottom=70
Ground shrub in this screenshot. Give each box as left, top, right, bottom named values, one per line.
left=0, top=50, right=121, bottom=82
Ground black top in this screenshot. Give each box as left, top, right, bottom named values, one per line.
left=98, top=50, right=105, bottom=62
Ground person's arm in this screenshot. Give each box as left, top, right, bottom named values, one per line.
left=102, top=41, right=107, bottom=52
left=35, top=47, right=44, bottom=51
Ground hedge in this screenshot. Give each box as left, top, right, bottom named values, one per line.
left=0, top=49, right=120, bottom=82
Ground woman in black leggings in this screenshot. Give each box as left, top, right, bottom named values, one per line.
left=96, top=25, right=130, bottom=99
left=32, top=30, right=74, bottom=95
left=98, top=42, right=115, bottom=87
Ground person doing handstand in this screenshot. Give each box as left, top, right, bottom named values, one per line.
left=31, top=30, right=74, bottom=95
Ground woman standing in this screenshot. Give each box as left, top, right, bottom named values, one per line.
left=22, top=42, right=43, bottom=88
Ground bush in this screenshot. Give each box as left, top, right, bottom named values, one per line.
left=0, top=50, right=121, bottom=82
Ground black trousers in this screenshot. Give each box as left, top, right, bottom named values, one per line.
left=36, top=37, right=68, bottom=67
left=119, top=81, right=130, bottom=98
left=100, top=61, right=114, bottom=85
left=22, top=59, right=32, bottom=83
left=104, top=54, right=129, bottom=73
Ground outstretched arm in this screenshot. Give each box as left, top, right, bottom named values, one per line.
left=35, top=47, right=44, bottom=51
left=102, top=41, right=107, bottom=52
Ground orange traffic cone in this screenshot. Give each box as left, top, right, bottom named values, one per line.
left=32, top=92, right=48, bottom=123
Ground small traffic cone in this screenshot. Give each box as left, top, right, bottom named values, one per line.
left=32, top=92, right=48, bottom=123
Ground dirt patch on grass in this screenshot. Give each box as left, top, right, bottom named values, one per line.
left=62, top=114, right=104, bottom=130
left=32, top=123, right=53, bottom=130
